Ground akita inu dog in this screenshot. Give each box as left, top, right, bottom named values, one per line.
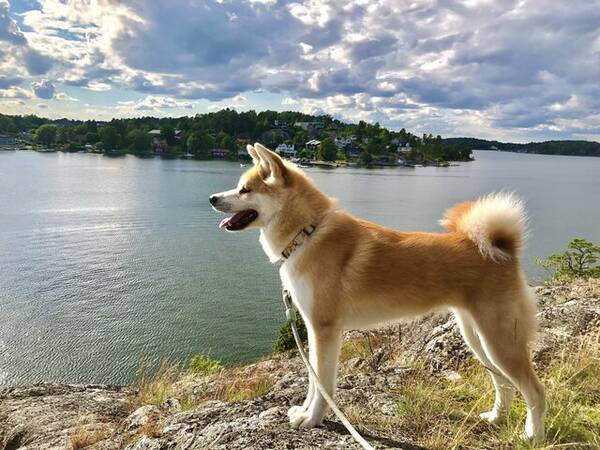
left=210, top=143, right=545, bottom=442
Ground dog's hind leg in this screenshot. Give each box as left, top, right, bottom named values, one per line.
left=469, top=295, right=545, bottom=442
left=454, top=309, right=515, bottom=425
left=289, top=323, right=343, bottom=428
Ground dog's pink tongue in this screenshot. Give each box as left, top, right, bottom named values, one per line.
left=219, top=217, right=233, bottom=229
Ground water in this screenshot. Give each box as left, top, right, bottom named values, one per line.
left=1, top=150, right=599, bottom=387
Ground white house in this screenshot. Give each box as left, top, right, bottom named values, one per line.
left=334, top=136, right=355, bottom=149
left=305, top=139, right=321, bottom=150
left=398, top=142, right=412, bottom=154
left=276, top=143, right=296, bottom=157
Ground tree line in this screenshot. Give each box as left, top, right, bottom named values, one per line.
left=1, top=110, right=473, bottom=163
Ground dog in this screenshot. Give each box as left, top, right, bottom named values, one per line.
left=210, top=142, right=545, bottom=442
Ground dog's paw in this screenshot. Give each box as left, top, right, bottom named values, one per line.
left=288, top=408, right=323, bottom=429
left=287, top=405, right=307, bottom=421
left=522, top=421, right=545, bottom=444
left=521, top=429, right=545, bottom=444
left=480, top=410, right=504, bottom=425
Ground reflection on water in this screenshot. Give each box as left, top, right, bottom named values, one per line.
left=1, top=150, right=599, bottom=387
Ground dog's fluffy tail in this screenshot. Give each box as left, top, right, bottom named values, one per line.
left=440, top=192, right=527, bottom=262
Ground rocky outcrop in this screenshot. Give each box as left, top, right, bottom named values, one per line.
left=1, top=279, right=598, bottom=450
left=0, top=384, right=131, bottom=450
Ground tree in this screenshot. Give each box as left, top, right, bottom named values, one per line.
left=127, top=129, right=151, bottom=154
left=35, top=124, right=58, bottom=146
left=316, top=137, right=337, bottom=161
left=187, top=132, right=214, bottom=159
left=360, top=150, right=372, bottom=166
left=85, top=132, right=100, bottom=144
left=537, top=239, right=600, bottom=280
left=99, top=126, right=119, bottom=150
left=160, top=125, right=176, bottom=145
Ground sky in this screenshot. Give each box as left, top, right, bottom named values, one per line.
left=0, top=0, right=599, bottom=142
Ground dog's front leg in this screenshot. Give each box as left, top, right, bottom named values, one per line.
left=289, top=324, right=342, bottom=428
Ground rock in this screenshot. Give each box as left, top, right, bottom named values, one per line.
left=160, top=398, right=181, bottom=414
left=1, top=278, right=598, bottom=450
left=0, top=384, right=131, bottom=450
left=124, top=436, right=161, bottom=450
left=123, top=405, right=162, bottom=432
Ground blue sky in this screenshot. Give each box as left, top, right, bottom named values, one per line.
left=1, top=0, right=599, bottom=142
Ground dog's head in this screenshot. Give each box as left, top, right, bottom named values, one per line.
left=209, top=143, right=294, bottom=232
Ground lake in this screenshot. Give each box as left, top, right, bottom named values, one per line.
left=1, top=150, right=599, bottom=387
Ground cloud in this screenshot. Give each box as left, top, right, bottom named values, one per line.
left=117, top=95, right=195, bottom=114
left=55, top=92, right=78, bottom=101
left=0, top=86, right=31, bottom=99
left=31, top=80, right=55, bottom=99
left=0, top=0, right=598, bottom=140
left=0, top=0, right=26, bottom=45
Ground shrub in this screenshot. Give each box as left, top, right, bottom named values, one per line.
left=189, top=354, right=224, bottom=375
left=273, top=313, right=307, bottom=354
left=537, top=238, right=600, bottom=280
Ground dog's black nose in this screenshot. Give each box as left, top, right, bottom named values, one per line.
left=209, top=195, right=218, bottom=206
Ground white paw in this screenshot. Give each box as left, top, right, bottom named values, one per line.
left=480, top=410, right=504, bottom=425
left=522, top=424, right=545, bottom=443
left=288, top=408, right=323, bottom=429
left=287, top=405, right=307, bottom=420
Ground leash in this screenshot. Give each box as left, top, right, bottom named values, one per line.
left=282, top=289, right=376, bottom=450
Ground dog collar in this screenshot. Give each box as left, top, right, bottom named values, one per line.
left=280, top=223, right=318, bottom=260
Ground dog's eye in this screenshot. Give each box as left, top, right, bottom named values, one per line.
left=239, top=186, right=251, bottom=194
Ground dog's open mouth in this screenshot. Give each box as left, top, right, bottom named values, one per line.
left=218, top=209, right=258, bottom=231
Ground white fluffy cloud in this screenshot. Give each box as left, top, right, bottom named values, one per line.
left=0, top=0, right=599, bottom=140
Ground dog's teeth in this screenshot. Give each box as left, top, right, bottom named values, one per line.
left=219, top=217, right=232, bottom=229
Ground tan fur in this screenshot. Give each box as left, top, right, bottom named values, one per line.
left=211, top=143, right=545, bottom=442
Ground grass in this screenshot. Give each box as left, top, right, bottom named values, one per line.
left=189, top=354, right=224, bottom=375
left=129, top=359, right=180, bottom=411
left=344, top=332, right=600, bottom=450
left=131, top=354, right=274, bottom=413
left=129, top=323, right=599, bottom=449
left=69, top=423, right=112, bottom=449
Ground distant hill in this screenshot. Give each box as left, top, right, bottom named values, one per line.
left=444, top=137, right=600, bottom=157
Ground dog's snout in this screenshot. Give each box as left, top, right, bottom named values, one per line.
left=209, top=195, right=218, bottom=206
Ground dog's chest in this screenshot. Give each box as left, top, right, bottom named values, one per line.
left=279, top=261, right=314, bottom=319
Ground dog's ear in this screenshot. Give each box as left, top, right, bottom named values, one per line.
left=253, top=142, right=287, bottom=183
left=246, top=144, right=261, bottom=166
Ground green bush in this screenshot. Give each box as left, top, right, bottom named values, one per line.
left=537, top=238, right=600, bottom=280
left=189, top=354, right=223, bottom=375
left=273, top=313, right=308, bottom=354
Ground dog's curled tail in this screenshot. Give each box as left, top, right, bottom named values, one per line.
left=440, top=192, right=528, bottom=262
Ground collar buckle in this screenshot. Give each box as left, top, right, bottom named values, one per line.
left=280, top=223, right=318, bottom=261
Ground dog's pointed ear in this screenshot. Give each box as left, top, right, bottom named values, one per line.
left=246, top=144, right=261, bottom=166
left=253, top=142, right=287, bottom=183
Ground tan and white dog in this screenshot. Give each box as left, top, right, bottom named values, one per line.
left=210, top=143, right=545, bottom=442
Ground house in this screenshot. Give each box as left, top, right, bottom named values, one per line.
left=398, top=143, right=412, bottom=153
left=148, top=130, right=167, bottom=154
left=346, top=145, right=362, bottom=158
left=0, top=136, right=17, bottom=148
left=305, top=139, right=321, bottom=150
left=276, top=143, right=296, bottom=157
left=294, top=121, right=324, bottom=131
left=273, top=120, right=289, bottom=130
left=18, top=131, right=33, bottom=143
left=212, top=148, right=230, bottom=158
left=334, top=136, right=355, bottom=149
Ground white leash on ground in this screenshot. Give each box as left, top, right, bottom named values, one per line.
left=282, top=289, right=376, bottom=450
